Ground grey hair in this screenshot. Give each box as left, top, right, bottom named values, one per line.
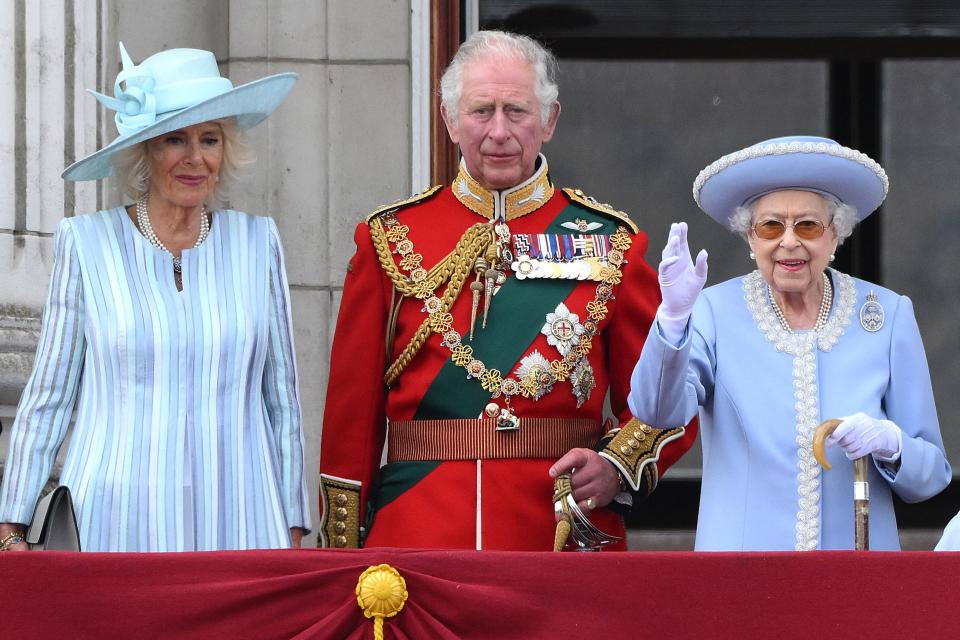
left=112, top=118, right=255, bottom=207
left=440, top=30, right=559, bottom=127
left=729, top=193, right=859, bottom=244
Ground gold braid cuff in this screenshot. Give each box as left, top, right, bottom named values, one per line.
left=598, top=419, right=686, bottom=499
left=370, top=217, right=496, bottom=386
left=319, top=474, right=362, bottom=548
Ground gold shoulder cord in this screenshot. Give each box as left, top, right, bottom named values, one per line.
left=369, top=216, right=497, bottom=386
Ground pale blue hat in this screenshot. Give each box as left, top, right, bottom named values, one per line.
left=63, top=43, right=297, bottom=181
left=692, top=135, right=889, bottom=225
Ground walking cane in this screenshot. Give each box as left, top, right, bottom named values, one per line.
left=813, top=419, right=869, bottom=550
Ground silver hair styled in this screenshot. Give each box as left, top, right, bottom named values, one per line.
left=112, top=118, right=255, bottom=207
left=440, top=30, right=559, bottom=127
left=729, top=193, right=858, bottom=244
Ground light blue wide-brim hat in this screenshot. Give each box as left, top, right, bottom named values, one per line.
left=692, top=135, right=889, bottom=225
left=62, top=43, right=297, bottom=181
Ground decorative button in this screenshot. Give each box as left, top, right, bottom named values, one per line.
left=620, top=445, right=634, bottom=455
left=334, top=522, right=346, bottom=534
left=626, top=438, right=639, bottom=448
left=641, top=424, right=653, bottom=433
left=334, top=535, right=347, bottom=548
left=335, top=493, right=348, bottom=506
left=485, top=403, right=501, bottom=418
left=633, top=430, right=646, bottom=441
left=335, top=507, right=348, bottom=520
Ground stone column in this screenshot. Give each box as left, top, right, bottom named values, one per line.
left=1, top=0, right=102, bottom=416
left=227, top=0, right=413, bottom=546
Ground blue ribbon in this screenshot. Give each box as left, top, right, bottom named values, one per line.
left=89, top=43, right=158, bottom=137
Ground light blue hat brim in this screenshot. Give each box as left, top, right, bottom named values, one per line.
left=62, top=72, right=297, bottom=181
left=693, top=136, right=889, bottom=225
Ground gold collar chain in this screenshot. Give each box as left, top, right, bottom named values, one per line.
left=452, top=154, right=555, bottom=222
left=377, top=210, right=633, bottom=413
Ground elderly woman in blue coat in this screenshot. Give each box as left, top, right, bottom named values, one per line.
left=628, top=136, right=950, bottom=551
left=0, top=45, right=310, bottom=551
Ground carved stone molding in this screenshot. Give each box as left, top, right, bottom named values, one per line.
left=0, top=305, right=40, bottom=408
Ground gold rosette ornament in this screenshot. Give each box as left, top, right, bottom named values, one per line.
left=356, top=564, right=408, bottom=640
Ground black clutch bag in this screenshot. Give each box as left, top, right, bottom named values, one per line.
left=26, top=486, right=81, bottom=551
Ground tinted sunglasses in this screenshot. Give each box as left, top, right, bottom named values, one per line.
left=751, top=219, right=827, bottom=240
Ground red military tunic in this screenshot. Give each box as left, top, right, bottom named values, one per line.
left=319, top=157, right=695, bottom=550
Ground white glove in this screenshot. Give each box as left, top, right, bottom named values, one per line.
left=826, top=412, right=903, bottom=463
left=657, top=222, right=708, bottom=344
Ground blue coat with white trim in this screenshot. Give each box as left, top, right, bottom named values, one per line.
left=629, top=269, right=950, bottom=551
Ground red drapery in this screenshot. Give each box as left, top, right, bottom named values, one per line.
left=7, top=549, right=959, bottom=638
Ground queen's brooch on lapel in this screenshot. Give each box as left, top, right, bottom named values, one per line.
left=859, top=290, right=884, bottom=332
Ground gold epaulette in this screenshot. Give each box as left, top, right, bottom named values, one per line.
left=598, top=419, right=687, bottom=499
left=562, top=187, right=639, bottom=234
left=318, top=474, right=362, bottom=548
left=365, top=185, right=444, bottom=223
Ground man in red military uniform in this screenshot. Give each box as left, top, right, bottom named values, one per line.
left=318, top=30, right=696, bottom=550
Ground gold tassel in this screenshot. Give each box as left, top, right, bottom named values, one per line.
left=481, top=240, right=501, bottom=329
left=554, top=518, right=572, bottom=552
left=469, top=280, right=483, bottom=340
left=470, top=258, right=487, bottom=340
left=482, top=267, right=497, bottom=328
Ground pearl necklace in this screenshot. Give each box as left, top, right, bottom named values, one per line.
left=768, top=272, right=832, bottom=333
left=136, top=194, right=210, bottom=273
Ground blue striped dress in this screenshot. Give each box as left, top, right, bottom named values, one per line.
left=0, top=208, right=311, bottom=551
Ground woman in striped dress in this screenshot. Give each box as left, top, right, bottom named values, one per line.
left=0, top=45, right=310, bottom=551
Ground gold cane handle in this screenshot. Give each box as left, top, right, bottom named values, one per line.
left=812, top=418, right=843, bottom=469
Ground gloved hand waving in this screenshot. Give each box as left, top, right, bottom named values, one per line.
left=657, top=222, right=708, bottom=344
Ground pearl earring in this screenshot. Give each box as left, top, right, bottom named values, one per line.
left=749, top=251, right=756, bottom=260
left=829, top=254, right=835, bottom=262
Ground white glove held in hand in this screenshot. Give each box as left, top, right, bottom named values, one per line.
left=657, top=222, right=708, bottom=344
left=826, top=412, right=903, bottom=463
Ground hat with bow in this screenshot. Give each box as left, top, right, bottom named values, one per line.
left=62, top=43, right=297, bottom=181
